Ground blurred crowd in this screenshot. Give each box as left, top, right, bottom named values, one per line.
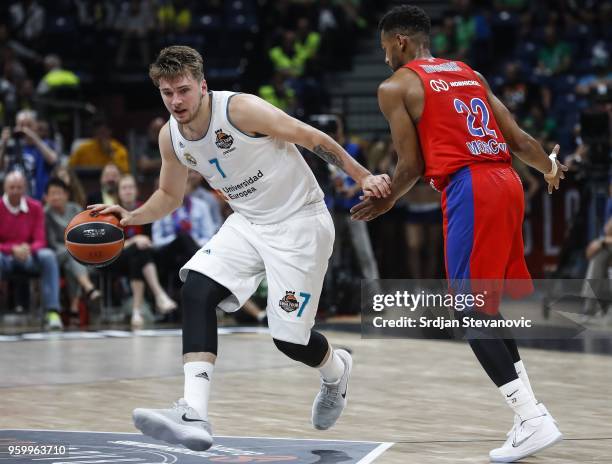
left=0, top=0, right=610, bottom=330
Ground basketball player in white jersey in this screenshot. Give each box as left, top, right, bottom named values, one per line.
left=90, top=46, right=391, bottom=451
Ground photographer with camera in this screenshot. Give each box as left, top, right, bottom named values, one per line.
left=0, top=109, right=58, bottom=200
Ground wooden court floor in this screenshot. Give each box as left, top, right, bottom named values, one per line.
left=1, top=331, right=611, bottom=463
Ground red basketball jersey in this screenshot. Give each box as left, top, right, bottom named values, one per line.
left=403, top=58, right=511, bottom=191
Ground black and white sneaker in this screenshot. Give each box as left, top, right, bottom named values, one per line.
left=133, top=398, right=213, bottom=451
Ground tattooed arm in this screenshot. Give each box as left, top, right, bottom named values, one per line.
left=230, top=93, right=390, bottom=198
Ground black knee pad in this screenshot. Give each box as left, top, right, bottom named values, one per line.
left=273, top=330, right=329, bottom=367
left=181, top=271, right=231, bottom=355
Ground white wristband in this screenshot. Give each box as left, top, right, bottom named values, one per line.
left=548, top=153, right=558, bottom=177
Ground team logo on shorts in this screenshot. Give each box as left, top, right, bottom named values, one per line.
left=183, top=152, right=197, bottom=166
left=279, top=291, right=299, bottom=313
left=215, top=129, right=234, bottom=150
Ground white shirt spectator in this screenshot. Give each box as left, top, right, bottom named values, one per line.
left=152, top=195, right=216, bottom=248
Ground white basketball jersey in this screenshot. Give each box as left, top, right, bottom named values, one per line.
left=168, top=91, right=324, bottom=224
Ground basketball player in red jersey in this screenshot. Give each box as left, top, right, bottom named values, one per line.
left=351, top=5, right=568, bottom=463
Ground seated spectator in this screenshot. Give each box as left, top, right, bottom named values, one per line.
left=536, top=26, right=572, bottom=77
left=499, top=61, right=550, bottom=117
left=52, top=164, right=87, bottom=208
left=295, top=17, right=321, bottom=69
left=69, top=118, right=129, bottom=172
left=36, top=54, right=80, bottom=97
left=153, top=174, right=217, bottom=297
left=259, top=72, right=296, bottom=115
left=186, top=170, right=223, bottom=233
left=108, top=174, right=177, bottom=328
left=157, top=0, right=192, bottom=34
left=86, top=162, right=121, bottom=206
left=136, top=117, right=164, bottom=174
left=269, top=30, right=307, bottom=78
left=0, top=109, right=59, bottom=200
left=0, top=171, right=62, bottom=329
left=44, top=178, right=100, bottom=319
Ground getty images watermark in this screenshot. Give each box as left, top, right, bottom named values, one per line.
left=361, top=280, right=610, bottom=340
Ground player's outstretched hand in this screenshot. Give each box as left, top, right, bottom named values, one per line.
left=361, top=174, right=391, bottom=199
left=87, top=204, right=134, bottom=227
left=350, top=196, right=394, bottom=222
left=543, top=144, right=569, bottom=194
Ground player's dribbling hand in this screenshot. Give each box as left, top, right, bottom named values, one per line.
left=350, top=196, right=395, bottom=222
left=361, top=174, right=392, bottom=199
left=543, top=144, right=569, bottom=194
left=87, top=204, right=134, bottom=227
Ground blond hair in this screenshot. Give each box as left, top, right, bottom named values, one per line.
left=149, top=46, right=204, bottom=87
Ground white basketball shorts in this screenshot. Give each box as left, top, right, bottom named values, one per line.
left=179, top=203, right=334, bottom=345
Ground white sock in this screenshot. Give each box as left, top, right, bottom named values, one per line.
left=499, top=378, right=542, bottom=422
left=184, top=361, right=214, bottom=420
left=514, top=360, right=537, bottom=403
left=318, top=349, right=344, bottom=383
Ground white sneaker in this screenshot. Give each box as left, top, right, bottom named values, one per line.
left=505, top=403, right=557, bottom=439
left=311, top=349, right=352, bottom=430
left=133, top=398, right=213, bottom=451
left=490, top=413, right=562, bottom=462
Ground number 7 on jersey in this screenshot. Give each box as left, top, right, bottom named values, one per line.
left=209, top=158, right=227, bottom=178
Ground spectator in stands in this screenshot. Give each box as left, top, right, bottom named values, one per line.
left=399, top=178, right=443, bottom=280
left=258, top=72, right=296, bottom=115
left=157, top=0, right=193, bottom=34
left=52, top=164, right=87, bottom=208
left=110, top=174, right=177, bottom=328
left=295, top=17, right=321, bottom=72
left=86, top=162, right=121, bottom=206
left=499, top=61, right=550, bottom=118
left=44, top=177, right=100, bottom=318
left=0, top=170, right=62, bottom=329
left=522, top=104, right=556, bottom=147
left=453, top=0, right=478, bottom=60
left=325, top=114, right=380, bottom=281
left=186, top=170, right=223, bottom=233
left=36, top=54, right=80, bottom=96
left=431, top=17, right=457, bottom=57
left=0, top=109, right=58, bottom=200
left=115, top=0, right=155, bottom=68
left=136, top=116, right=164, bottom=174
left=536, top=25, right=572, bottom=76
left=9, top=0, right=45, bottom=44
left=153, top=173, right=217, bottom=297
left=575, top=47, right=611, bottom=100
left=68, top=118, right=129, bottom=172
left=269, top=30, right=306, bottom=78
left=581, top=184, right=612, bottom=320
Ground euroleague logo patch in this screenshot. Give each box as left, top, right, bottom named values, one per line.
left=215, top=129, right=234, bottom=150
left=279, top=291, right=299, bottom=313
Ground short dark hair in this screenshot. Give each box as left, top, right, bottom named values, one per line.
left=46, top=177, right=69, bottom=193
left=378, top=4, right=431, bottom=37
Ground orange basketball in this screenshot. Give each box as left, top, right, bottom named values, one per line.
left=64, top=210, right=125, bottom=267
